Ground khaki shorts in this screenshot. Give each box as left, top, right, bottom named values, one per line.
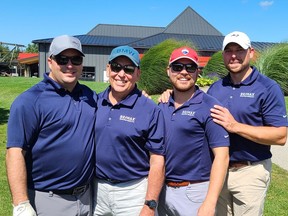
left=216, top=158, right=272, bottom=216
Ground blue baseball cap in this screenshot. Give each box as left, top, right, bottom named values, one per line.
left=109, top=46, right=140, bottom=67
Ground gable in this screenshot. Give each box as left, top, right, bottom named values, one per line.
left=163, top=6, right=223, bottom=36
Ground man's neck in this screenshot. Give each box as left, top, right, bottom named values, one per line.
left=230, top=66, right=253, bottom=85
left=173, top=86, right=195, bottom=109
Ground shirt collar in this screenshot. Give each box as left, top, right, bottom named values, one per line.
left=168, top=86, right=204, bottom=107
left=43, top=72, right=82, bottom=94
left=223, top=66, right=259, bottom=86
left=102, top=84, right=141, bottom=107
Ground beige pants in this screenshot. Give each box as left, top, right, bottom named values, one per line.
left=93, top=177, right=148, bottom=216
left=216, top=159, right=272, bottom=216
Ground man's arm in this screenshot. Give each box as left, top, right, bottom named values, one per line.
left=6, top=148, right=37, bottom=216
left=211, top=105, right=287, bottom=146
left=6, top=147, right=29, bottom=205
left=140, top=153, right=165, bottom=216
left=158, top=89, right=173, bottom=103
left=198, top=146, right=229, bottom=216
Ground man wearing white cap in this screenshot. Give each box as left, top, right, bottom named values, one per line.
left=208, top=31, right=288, bottom=215
left=6, top=35, right=97, bottom=216
left=157, top=46, right=229, bottom=216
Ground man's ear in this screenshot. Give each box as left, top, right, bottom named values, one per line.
left=106, top=64, right=110, bottom=77
left=167, top=67, right=170, bottom=77
left=249, top=47, right=255, bottom=60
left=47, top=57, right=53, bottom=70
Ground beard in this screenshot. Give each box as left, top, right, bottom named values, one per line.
left=171, top=79, right=196, bottom=93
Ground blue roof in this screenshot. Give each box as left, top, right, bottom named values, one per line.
left=32, top=6, right=277, bottom=52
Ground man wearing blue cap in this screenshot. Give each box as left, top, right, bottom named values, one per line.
left=93, top=45, right=165, bottom=216
left=208, top=31, right=288, bottom=215
left=6, top=35, right=97, bottom=216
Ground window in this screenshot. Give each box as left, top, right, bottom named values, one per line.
left=81, top=66, right=95, bottom=81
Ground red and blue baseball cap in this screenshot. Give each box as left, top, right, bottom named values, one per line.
left=169, top=46, right=199, bottom=66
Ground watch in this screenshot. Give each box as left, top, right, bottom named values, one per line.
left=144, top=199, right=157, bottom=209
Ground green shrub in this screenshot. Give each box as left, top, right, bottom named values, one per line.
left=196, top=76, right=216, bottom=87
left=254, top=43, right=288, bottom=95
left=201, top=51, right=227, bottom=78
left=138, top=39, right=196, bottom=95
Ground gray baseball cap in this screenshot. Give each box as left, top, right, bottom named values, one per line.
left=48, top=35, right=85, bottom=57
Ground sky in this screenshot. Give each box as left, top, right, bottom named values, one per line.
left=1, top=0, right=288, bottom=49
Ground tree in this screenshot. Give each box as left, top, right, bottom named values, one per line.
left=0, top=44, right=19, bottom=65
left=0, top=44, right=11, bottom=61
left=25, top=43, right=38, bottom=53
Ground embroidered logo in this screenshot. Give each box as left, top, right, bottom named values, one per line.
left=119, top=115, right=136, bottom=123
left=80, top=96, right=88, bottom=101
left=240, top=92, right=255, bottom=98
left=181, top=110, right=195, bottom=116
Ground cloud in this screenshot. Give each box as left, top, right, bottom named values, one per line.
left=259, top=1, right=274, bottom=8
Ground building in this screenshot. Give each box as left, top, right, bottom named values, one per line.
left=17, top=53, right=39, bottom=77
left=33, top=6, right=274, bottom=82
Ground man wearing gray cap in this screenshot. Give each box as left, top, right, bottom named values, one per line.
left=208, top=31, right=288, bottom=215
left=6, top=35, right=97, bottom=216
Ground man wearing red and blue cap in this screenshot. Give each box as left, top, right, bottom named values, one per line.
left=208, top=31, right=288, bottom=215
left=93, top=45, right=165, bottom=216
left=157, top=46, right=230, bottom=216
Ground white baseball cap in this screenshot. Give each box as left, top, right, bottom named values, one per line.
left=222, top=31, right=251, bottom=50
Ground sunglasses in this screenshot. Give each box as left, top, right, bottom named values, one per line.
left=170, top=63, right=198, bottom=73
left=51, top=55, right=83, bottom=66
left=110, top=62, right=137, bottom=75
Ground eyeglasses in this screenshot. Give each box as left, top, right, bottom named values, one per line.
left=51, top=55, right=83, bottom=66
left=170, top=63, right=198, bottom=73
left=110, top=62, right=137, bottom=75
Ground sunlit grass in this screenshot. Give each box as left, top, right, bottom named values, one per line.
left=0, top=77, right=287, bottom=215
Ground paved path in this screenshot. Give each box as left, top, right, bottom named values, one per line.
left=271, top=133, right=288, bottom=170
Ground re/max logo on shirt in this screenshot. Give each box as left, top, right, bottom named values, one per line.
left=119, top=115, right=136, bottom=123
left=240, top=92, right=255, bottom=98
left=181, top=110, right=195, bottom=116
left=79, top=96, right=88, bottom=101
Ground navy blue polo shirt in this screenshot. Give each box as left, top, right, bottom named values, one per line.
left=95, top=86, right=165, bottom=181
left=159, top=87, right=230, bottom=182
left=207, top=67, right=288, bottom=162
left=7, top=73, right=97, bottom=190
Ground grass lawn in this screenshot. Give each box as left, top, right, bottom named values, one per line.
left=0, top=76, right=288, bottom=215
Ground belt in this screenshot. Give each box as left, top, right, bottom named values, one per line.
left=229, top=161, right=252, bottom=169
left=48, top=185, right=88, bottom=195
left=166, top=180, right=206, bottom=187
left=101, top=178, right=124, bottom=184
